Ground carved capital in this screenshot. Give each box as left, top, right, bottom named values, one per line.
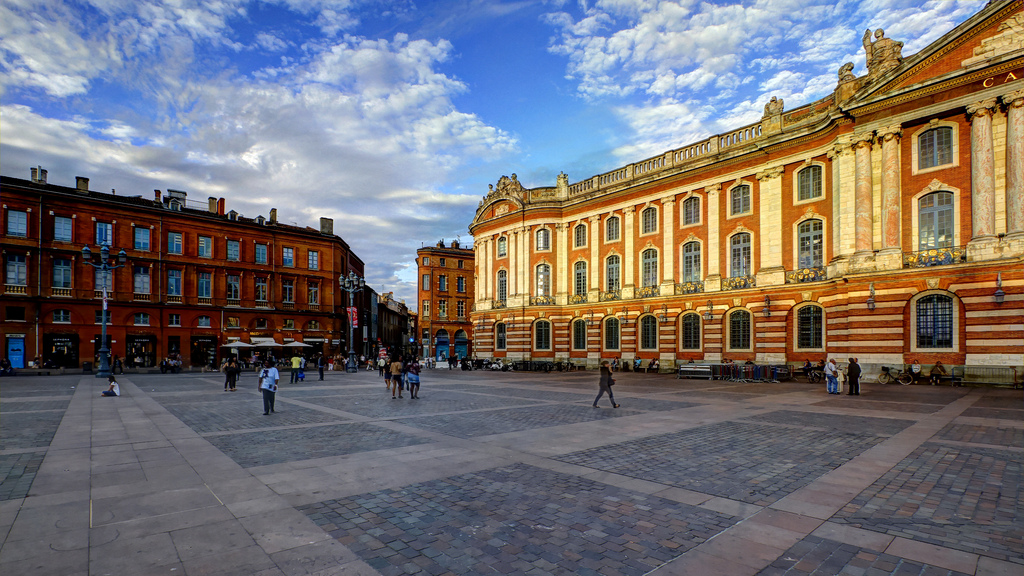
left=755, top=166, right=784, bottom=181
left=587, top=215, right=600, bottom=223
left=661, top=196, right=676, bottom=206
left=705, top=184, right=721, bottom=196
left=554, top=223, right=568, bottom=232
left=853, top=132, right=875, bottom=148
left=1003, top=89, right=1024, bottom=109
left=623, top=206, right=636, bottom=215
left=966, top=98, right=999, bottom=120
left=877, top=124, right=902, bottom=142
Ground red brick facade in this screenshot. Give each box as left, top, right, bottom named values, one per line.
left=416, top=240, right=475, bottom=362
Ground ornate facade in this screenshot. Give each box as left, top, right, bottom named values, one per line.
left=469, top=1, right=1023, bottom=373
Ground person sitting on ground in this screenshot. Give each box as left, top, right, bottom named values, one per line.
left=929, top=361, right=948, bottom=386
left=101, top=376, right=120, bottom=397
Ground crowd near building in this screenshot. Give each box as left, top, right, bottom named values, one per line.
left=416, top=239, right=475, bottom=361
left=0, top=171, right=405, bottom=370
left=469, top=1, right=1023, bottom=374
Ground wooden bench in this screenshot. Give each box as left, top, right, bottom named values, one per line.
left=951, top=366, right=1019, bottom=388
left=676, top=365, right=713, bottom=380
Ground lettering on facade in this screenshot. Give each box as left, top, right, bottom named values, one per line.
left=981, top=70, right=1021, bottom=88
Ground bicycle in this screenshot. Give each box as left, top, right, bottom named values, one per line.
left=877, top=365, right=913, bottom=385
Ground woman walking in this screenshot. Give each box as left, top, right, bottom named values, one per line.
left=224, top=358, right=241, bottom=391
left=593, top=360, right=619, bottom=408
left=390, top=356, right=405, bottom=399
left=407, top=357, right=422, bottom=399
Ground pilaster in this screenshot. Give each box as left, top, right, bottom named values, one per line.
left=705, top=185, right=722, bottom=292
left=588, top=216, right=600, bottom=292
left=967, top=98, right=998, bottom=255
left=623, top=207, right=636, bottom=298
left=755, top=166, right=785, bottom=286
left=556, top=223, right=569, bottom=304
left=877, top=124, right=903, bottom=271
left=660, top=196, right=676, bottom=293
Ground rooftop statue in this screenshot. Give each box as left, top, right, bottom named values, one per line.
left=863, top=28, right=904, bottom=76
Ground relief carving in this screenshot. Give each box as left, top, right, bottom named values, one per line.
left=962, top=12, right=1024, bottom=68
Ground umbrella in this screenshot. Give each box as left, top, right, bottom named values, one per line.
left=222, top=342, right=254, bottom=348
left=283, top=341, right=312, bottom=348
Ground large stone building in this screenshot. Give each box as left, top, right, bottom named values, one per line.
left=1, top=170, right=367, bottom=369
left=416, top=239, right=475, bottom=361
left=469, top=2, right=1023, bottom=373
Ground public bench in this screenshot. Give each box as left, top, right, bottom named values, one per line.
left=676, top=365, right=713, bottom=380
left=951, top=366, right=1019, bottom=388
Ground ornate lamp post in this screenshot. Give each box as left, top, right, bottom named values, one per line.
left=339, top=272, right=365, bottom=373
left=82, top=244, right=127, bottom=378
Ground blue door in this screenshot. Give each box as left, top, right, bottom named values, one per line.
left=453, top=330, right=469, bottom=360
left=7, top=337, right=25, bottom=369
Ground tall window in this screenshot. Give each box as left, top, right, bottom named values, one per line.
left=422, top=274, right=430, bottom=290
left=94, top=267, right=112, bottom=291
left=456, top=276, right=466, bottom=293
left=282, top=279, right=294, bottom=302
left=497, top=237, right=507, bottom=257
left=168, top=232, right=183, bottom=254
left=731, top=185, right=751, bottom=215
left=641, top=249, right=658, bottom=287
left=574, top=224, right=587, bottom=247
left=198, top=236, right=212, bottom=258
left=422, top=301, right=430, bottom=317
left=574, top=262, right=587, bottom=296
left=798, top=220, right=823, bottom=268
left=197, top=272, right=212, bottom=298
left=681, top=314, right=700, bottom=349
left=96, top=222, right=113, bottom=246
left=54, top=216, right=73, bottom=242
left=495, top=323, right=507, bottom=350
left=797, top=165, right=823, bottom=201
left=604, top=317, right=620, bottom=350
left=133, top=266, right=150, bottom=294
left=53, top=258, right=72, bottom=288
left=919, top=192, right=954, bottom=250
left=917, top=294, right=953, bottom=348
left=6, top=255, right=27, bottom=285
left=919, top=127, right=952, bottom=170
left=255, top=244, right=268, bottom=264
left=641, top=207, right=658, bottom=234
left=282, top=247, right=294, bottom=267
left=536, top=264, right=551, bottom=297
left=227, top=275, right=240, bottom=299
left=227, top=240, right=240, bottom=261
left=497, top=270, right=507, bottom=303
left=134, top=228, right=150, bottom=250
left=729, top=310, right=751, bottom=350
left=167, top=270, right=182, bottom=296
left=457, top=300, right=466, bottom=318
left=640, top=315, right=658, bottom=349
left=730, top=233, right=751, bottom=278
left=606, top=255, right=620, bottom=291
left=536, top=228, right=551, bottom=250
left=797, top=306, right=823, bottom=349
left=308, top=283, right=320, bottom=305
left=308, top=250, right=319, bottom=270
left=6, top=210, right=27, bottom=237
left=606, top=216, right=620, bottom=241
left=682, top=242, right=701, bottom=283
left=438, top=274, right=448, bottom=291
left=255, top=277, right=268, bottom=301
left=169, top=314, right=181, bottom=326
left=535, top=320, right=551, bottom=350
left=53, top=309, right=71, bottom=323
left=572, top=319, right=587, bottom=350
left=438, top=299, right=448, bottom=317
left=683, top=197, right=700, bottom=225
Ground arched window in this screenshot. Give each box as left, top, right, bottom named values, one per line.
left=536, top=228, right=551, bottom=251
left=731, top=185, right=751, bottom=215
left=796, top=306, right=823, bottom=349
left=641, top=207, right=658, bottom=234
left=497, top=237, right=507, bottom=257
left=535, top=320, right=551, bottom=350
left=495, top=322, right=507, bottom=350
left=604, top=317, right=620, bottom=350
left=797, top=220, right=823, bottom=268
left=574, top=261, right=587, bottom=296
left=496, top=270, right=507, bottom=303
left=682, top=242, right=701, bottom=283
left=536, top=264, right=551, bottom=297
left=641, top=249, right=658, bottom=287
left=917, top=294, right=953, bottom=348
left=730, top=233, right=751, bottom=278
left=572, top=319, right=587, bottom=350
left=606, top=255, right=620, bottom=291
left=681, top=314, right=701, bottom=350
left=797, top=165, right=822, bottom=201
left=574, top=224, right=587, bottom=248
left=683, top=197, right=700, bottom=225
left=53, top=309, right=72, bottom=323
left=919, top=127, right=953, bottom=170
left=728, top=310, right=751, bottom=350
left=639, top=315, right=658, bottom=350
left=919, top=192, right=954, bottom=250
left=605, top=216, right=620, bottom=241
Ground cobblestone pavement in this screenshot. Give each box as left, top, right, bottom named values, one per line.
left=1, top=370, right=1021, bottom=576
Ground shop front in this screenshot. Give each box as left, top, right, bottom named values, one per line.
left=43, top=333, right=79, bottom=368
left=126, top=334, right=157, bottom=368
left=190, top=335, right=218, bottom=369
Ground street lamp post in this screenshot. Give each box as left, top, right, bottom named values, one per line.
left=339, top=272, right=365, bottom=373
left=82, top=244, right=127, bottom=378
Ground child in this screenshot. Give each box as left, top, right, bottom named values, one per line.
left=101, top=375, right=120, bottom=397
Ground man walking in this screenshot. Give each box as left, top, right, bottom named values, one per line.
left=317, top=354, right=325, bottom=380
left=290, top=353, right=301, bottom=383
left=824, top=358, right=839, bottom=394
left=258, top=359, right=280, bottom=415
left=846, top=358, right=861, bottom=396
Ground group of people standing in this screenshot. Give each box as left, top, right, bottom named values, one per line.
left=821, top=358, right=862, bottom=395
left=381, top=355, right=422, bottom=399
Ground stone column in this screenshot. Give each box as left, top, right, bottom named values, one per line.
left=1004, top=89, right=1024, bottom=238
left=556, top=223, right=569, bottom=303
left=853, top=133, right=875, bottom=256
left=623, top=207, right=636, bottom=298
left=878, top=125, right=902, bottom=250
left=967, top=98, right=998, bottom=242
left=755, top=166, right=785, bottom=286
left=660, top=197, right=676, bottom=292
left=704, top=185, right=722, bottom=291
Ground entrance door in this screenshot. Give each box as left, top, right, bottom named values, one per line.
left=44, top=334, right=79, bottom=368
left=453, top=329, right=469, bottom=360
left=435, top=329, right=450, bottom=361
left=6, top=337, right=25, bottom=369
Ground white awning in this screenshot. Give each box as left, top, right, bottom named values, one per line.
left=249, top=337, right=279, bottom=346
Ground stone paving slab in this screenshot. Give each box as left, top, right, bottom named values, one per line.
left=742, top=410, right=917, bottom=436
left=398, top=403, right=641, bottom=438
left=0, top=399, right=71, bottom=412
left=0, top=411, right=66, bottom=450
left=756, top=535, right=974, bottom=576
left=158, top=398, right=348, bottom=434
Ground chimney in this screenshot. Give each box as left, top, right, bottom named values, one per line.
left=217, top=198, right=225, bottom=215
left=154, top=189, right=162, bottom=201
left=75, top=176, right=89, bottom=191
left=319, top=217, right=334, bottom=235
left=269, top=208, right=277, bottom=224
left=208, top=197, right=218, bottom=213
left=31, top=166, right=47, bottom=184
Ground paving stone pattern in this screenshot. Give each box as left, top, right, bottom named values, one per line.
left=743, top=410, right=916, bottom=436
left=206, top=422, right=437, bottom=468
left=832, top=442, right=1024, bottom=564
left=0, top=400, right=70, bottom=413
left=156, top=397, right=347, bottom=433
left=0, top=381, right=77, bottom=397
left=313, top=391, right=537, bottom=419
left=556, top=421, right=889, bottom=505
left=399, top=403, right=639, bottom=438
left=0, top=451, right=45, bottom=501
left=0, top=411, right=66, bottom=450
left=811, top=399, right=943, bottom=414
left=301, top=463, right=740, bottom=576
left=757, top=535, right=972, bottom=576
left=936, top=423, right=1024, bottom=447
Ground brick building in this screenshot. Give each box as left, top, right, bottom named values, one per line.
left=469, top=2, right=1023, bottom=374
left=416, top=240, right=475, bottom=362
left=1, top=171, right=366, bottom=369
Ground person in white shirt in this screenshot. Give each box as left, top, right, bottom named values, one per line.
left=258, top=359, right=280, bottom=415
left=101, top=376, right=120, bottom=397
left=824, top=358, right=839, bottom=394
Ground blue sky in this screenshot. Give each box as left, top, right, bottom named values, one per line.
left=0, top=0, right=978, bottom=305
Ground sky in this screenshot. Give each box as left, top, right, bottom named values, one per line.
left=0, top=0, right=979, bottom=306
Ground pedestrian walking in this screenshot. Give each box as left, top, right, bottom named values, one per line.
left=593, top=360, right=620, bottom=408
left=407, top=357, right=422, bottom=399
left=378, top=356, right=386, bottom=377
left=383, top=357, right=394, bottom=393
left=224, top=358, right=241, bottom=391
left=289, top=354, right=301, bottom=383
left=258, top=359, right=280, bottom=415
left=390, top=356, right=404, bottom=399
left=824, top=358, right=839, bottom=394
left=317, top=354, right=325, bottom=380
left=846, top=358, right=861, bottom=395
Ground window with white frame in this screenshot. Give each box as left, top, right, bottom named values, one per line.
left=605, top=216, right=620, bottom=241
left=197, top=315, right=212, bottom=328
left=456, top=276, right=466, bottom=292
left=96, top=222, right=113, bottom=246
left=227, top=275, right=240, bottom=299
left=604, top=317, right=620, bottom=349
left=134, top=312, right=150, bottom=326
left=308, top=282, right=319, bottom=305
left=641, top=249, right=658, bottom=287
left=438, top=299, right=448, bottom=317
left=796, top=305, right=823, bottom=349
left=919, top=127, right=953, bottom=170
left=574, top=261, right=587, bottom=296
left=536, top=264, right=551, bottom=297
left=730, top=185, right=751, bottom=215
left=605, top=255, right=620, bottom=291
left=167, top=270, right=181, bottom=296
left=53, top=258, right=72, bottom=288
left=683, top=197, right=700, bottom=225
left=255, top=244, right=268, bottom=264
left=438, top=274, right=448, bottom=291
left=6, top=255, right=27, bottom=285
left=168, top=313, right=181, bottom=326
left=641, top=206, right=658, bottom=234
left=94, top=267, right=112, bottom=291
left=422, top=274, right=430, bottom=290
left=640, top=315, right=658, bottom=349
left=282, top=279, right=294, bottom=303
left=168, top=232, right=183, bottom=254
left=134, top=227, right=150, bottom=250
left=797, top=165, right=822, bottom=201
left=457, top=300, right=466, bottom=317
left=282, top=247, right=294, bottom=267
left=53, top=309, right=71, bottom=323
left=572, top=319, right=587, bottom=350
left=728, top=310, right=751, bottom=350
left=54, top=216, right=73, bottom=242
left=797, top=220, right=823, bottom=269
left=536, top=228, right=550, bottom=250
left=198, top=236, right=212, bottom=258
left=730, top=233, right=751, bottom=277
left=6, top=210, right=27, bottom=237
left=682, top=242, right=701, bottom=283
left=919, top=192, right=954, bottom=250
left=197, top=272, right=211, bottom=298
left=916, top=294, right=953, bottom=349
left=133, top=266, right=150, bottom=294
left=681, top=314, right=700, bottom=349
left=308, top=250, right=319, bottom=270
left=227, top=240, right=240, bottom=261
left=574, top=223, right=587, bottom=248
left=534, top=320, right=551, bottom=350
